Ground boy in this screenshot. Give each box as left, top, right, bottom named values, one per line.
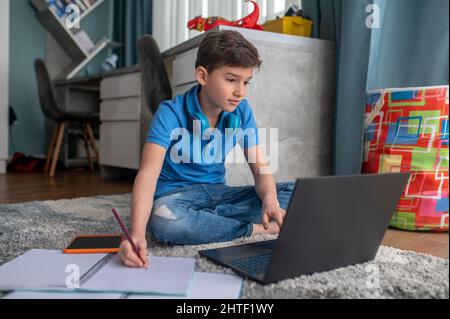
left=120, top=30, right=294, bottom=268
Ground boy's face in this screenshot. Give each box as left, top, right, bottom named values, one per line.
left=196, top=65, right=253, bottom=113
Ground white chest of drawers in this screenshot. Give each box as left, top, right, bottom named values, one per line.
left=99, top=72, right=152, bottom=175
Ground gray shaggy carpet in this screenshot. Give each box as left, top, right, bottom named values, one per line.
left=0, top=194, right=448, bottom=299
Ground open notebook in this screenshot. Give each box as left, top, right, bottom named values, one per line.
left=3, top=272, right=244, bottom=299
left=0, top=249, right=195, bottom=296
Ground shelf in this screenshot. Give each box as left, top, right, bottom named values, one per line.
left=60, top=38, right=110, bottom=79
left=79, top=0, right=105, bottom=21
left=30, top=0, right=48, bottom=11
left=37, top=7, right=89, bottom=60
left=31, top=0, right=111, bottom=80
left=31, top=0, right=107, bottom=62
left=31, top=0, right=105, bottom=23
left=66, top=38, right=110, bottom=79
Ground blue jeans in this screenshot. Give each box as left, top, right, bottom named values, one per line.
left=148, top=182, right=295, bottom=245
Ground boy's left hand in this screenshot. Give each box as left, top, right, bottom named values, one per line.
left=262, top=200, right=286, bottom=230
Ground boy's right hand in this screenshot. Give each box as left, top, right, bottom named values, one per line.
left=119, top=236, right=149, bottom=268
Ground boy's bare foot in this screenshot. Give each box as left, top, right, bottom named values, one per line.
left=252, top=222, right=280, bottom=237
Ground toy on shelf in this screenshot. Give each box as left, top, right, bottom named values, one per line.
left=263, top=4, right=313, bottom=38
left=188, top=0, right=263, bottom=32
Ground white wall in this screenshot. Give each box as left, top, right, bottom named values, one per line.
left=0, top=0, right=9, bottom=173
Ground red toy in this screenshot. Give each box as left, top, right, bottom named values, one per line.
left=188, top=0, right=264, bottom=32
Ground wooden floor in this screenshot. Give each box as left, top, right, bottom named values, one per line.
left=0, top=169, right=448, bottom=259
left=0, top=169, right=133, bottom=204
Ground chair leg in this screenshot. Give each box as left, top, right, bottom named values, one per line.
left=85, top=123, right=100, bottom=166
left=82, top=124, right=94, bottom=173
left=44, top=124, right=59, bottom=174
left=49, top=122, right=66, bottom=178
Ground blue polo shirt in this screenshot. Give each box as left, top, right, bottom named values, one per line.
left=146, top=84, right=259, bottom=198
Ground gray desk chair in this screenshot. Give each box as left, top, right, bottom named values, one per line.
left=34, top=59, right=100, bottom=177
left=137, top=35, right=172, bottom=115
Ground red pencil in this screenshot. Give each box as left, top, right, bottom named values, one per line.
left=112, top=208, right=148, bottom=268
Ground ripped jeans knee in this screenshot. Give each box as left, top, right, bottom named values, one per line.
left=148, top=200, right=195, bottom=244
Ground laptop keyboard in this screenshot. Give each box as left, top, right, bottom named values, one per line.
left=228, top=253, right=272, bottom=276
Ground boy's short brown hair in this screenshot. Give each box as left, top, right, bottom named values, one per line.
left=195, top=30, right=262, bottom=73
